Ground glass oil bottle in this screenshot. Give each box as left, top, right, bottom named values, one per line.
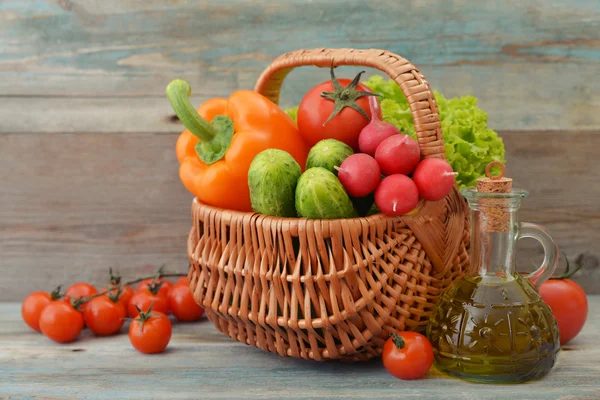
left=427, top=162, right=560, bottom=383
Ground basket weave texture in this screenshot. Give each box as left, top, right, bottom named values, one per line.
left=188, top=48, right=471, bottom=361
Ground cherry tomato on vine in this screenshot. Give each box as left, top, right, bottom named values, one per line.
left=297, top=65, right=376, bottom=151
left=128, top=287, right=169, bottom=318
left=129, top=309, right=172, bottom=354
left=168, top=283, right=204, bottom=322
left=39, top=301, right=84, bottom=343
left=83, top=296, right=127, bottom=336
left=65, top=282, right=98, bottom=312
left=136, top=279, right=172, bottom=299
left=22, top=291, right=56, bottom=332
left=382, top=332, right=433, bottom=380
left=176, top=276, right=189, bottom=286
left=103, top=285, right=134, bottom=308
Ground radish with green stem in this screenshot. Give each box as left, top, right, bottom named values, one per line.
left=358, top=96, right=399, bottom=156
left=375, top=134, right=420, bottom=176
left=413, top=158, right=457, bottom=201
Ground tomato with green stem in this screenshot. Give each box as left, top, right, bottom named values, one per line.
left=176, top=276, right=189, bottom=285
left=168, top=283, right=204, bottom=322
left=39, top=300, right=84, bottom=343
left=83, top=288, right=127, bottom=336
left=136, top=278, right=172, bottom=299
left=21, top=286, right=63, bottom=332
left=65, top=282, right=98, bottom=312
left=539, top=256, right=588, bottom=345
left=382, top=332, right=433, bottom=380
left=129, top=305, right=172, bottom=354
left=103, top=285, right=134, bottom=308
left=297, top=63, right=378, bottom=151
left=128, top=282, right=170, bottom=318
left=102, top=268, right=134, bottom=307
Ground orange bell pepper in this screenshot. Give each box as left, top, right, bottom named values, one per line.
left=166, top=79, right=309, bottom=212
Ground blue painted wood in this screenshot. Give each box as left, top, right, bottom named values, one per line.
left=0, top=299, right=599, bottom=399
left=0, top=0, right=598, bottom=130
left=0, top=1, right=598, bottom=300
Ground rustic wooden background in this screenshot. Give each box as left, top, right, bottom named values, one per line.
left=0, top=0, right=598, bottom=300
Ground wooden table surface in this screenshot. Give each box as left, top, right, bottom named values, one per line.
left=0, top=298, right=598, bottom=399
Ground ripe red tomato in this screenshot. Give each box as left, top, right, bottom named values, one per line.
left=65, top=282, right=98, bottom=312
left=382, top=332, right=433, bottom=380
left=39, top=301, right=84, bottom=343
left=129, top=311, right=172, bottom=354
left=128, top=289, right=169, bottom=318
left=83, top=296, right=127, bottom=336
left=540, top=279, right=588, bottom=345
left=176, top=276, right=189, bottom=285
left=168, top=283, right=204, bottom=322
left=136, top=279, right=172, bottom=299
left=297, top=68, right=374, bottom=151
left=22, top=292, right=54, bottom=332
left=103, top=285, right=134, bottom=308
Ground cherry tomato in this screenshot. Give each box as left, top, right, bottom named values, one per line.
left=65, top=282, right=98, bottom=312
left=176, top=276, right=189, bottom=285
left=382, top=332, right=433, bottom=380
left=129, top=311, right=172, bottom=354
left=540, top=279, right=588, bottom=345
left=22, top=292, right=53, bottom=332
left=39, top=301, right=84, bottom=343
left=103, top=285, right=134, bottom=308
left=83, top=296, right=127, bottom=336
left=297, top=68, right=374, bottom=151
left=168, top=283, right=204, bottom=322
left=128, top=289, right=169, bottom=318
left=136, top=279, right=172, bottom=299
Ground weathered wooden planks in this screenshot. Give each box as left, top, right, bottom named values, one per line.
left=0, top=0, right=599, bottom=131
left=0, top=0, right=598, bottom=298
left=0, top=299, right=599, bottom=399
left=0, top=130, right=597, bottom=300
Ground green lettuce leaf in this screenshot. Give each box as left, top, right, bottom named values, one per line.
left=364, top=75, right=505, bottom=189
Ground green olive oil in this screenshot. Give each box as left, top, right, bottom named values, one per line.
left=427, top=274, right=560, bottom=383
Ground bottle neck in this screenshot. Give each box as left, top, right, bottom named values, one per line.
left=470, top=208, right=518, bottom=279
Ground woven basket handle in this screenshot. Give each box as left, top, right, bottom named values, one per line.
left=254, top=48, right=445, bottom=160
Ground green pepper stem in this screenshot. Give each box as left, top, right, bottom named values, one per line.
left=166, top=79, right=215, bottom=142
left=391, top=332, right=405, bottom=350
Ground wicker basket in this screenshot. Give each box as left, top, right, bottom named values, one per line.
left=187, top=48, right=471, bottom=362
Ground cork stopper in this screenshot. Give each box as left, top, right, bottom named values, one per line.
left=477, top=162, right=512, bottom=194
left=476, top=162, right=513, bottom=232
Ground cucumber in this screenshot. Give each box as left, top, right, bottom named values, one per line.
left=295, top=167, right=357, bottom=219
left=248, top=149, right=301, bottom=217
left=367, top=201, right=380, bottom=216
left=305, top=139, right=353, bottom=175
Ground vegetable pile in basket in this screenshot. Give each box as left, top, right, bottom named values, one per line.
left=167, top=65, right=505, bottom=217
left=287, top=75, right=506, bottom=190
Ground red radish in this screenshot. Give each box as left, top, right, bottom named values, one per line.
left=374, top=134, right=420, bottom=176
left=413, top=158, right=457, bottom=201
left=358, top=96, right=399, bottom=156
left=335, top=154, right=381, bottom=198
left=375, top=175, right=419, bottom=216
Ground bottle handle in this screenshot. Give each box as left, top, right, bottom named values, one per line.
left=518, top=222, right=559, bottom=289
